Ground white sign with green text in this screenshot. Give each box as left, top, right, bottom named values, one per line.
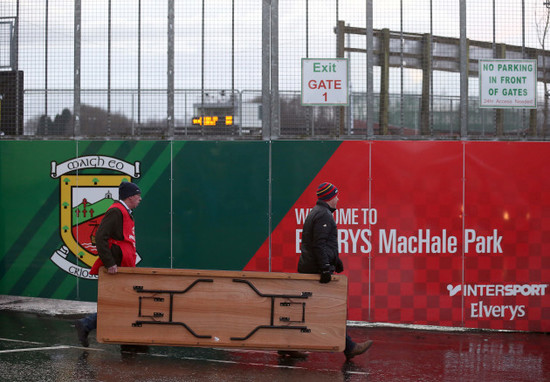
left=479, top=59, right=537, bottom=109
left=301, top=58, right=349, bottom=106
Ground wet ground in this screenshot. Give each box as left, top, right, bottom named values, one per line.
left=0, top=309, right=548, bottom=382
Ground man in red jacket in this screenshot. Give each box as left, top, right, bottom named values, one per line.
left=75, top=181, right=142, bottom=347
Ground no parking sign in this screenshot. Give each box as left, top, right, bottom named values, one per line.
left=301, top=58, right=349, bottom=106
left=479, top=59, right=537, bottom=108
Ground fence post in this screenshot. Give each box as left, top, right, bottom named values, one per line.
left=167, top=0, right=175, bottom=139
left=366, top=0, right=374, bottom=137
left=421, top=33, right=432, bottom=135
left=379, top=28, right=390, bottom=135
left=271, top=0, right=279, bottom=139
left=74, top=0, right=81, bottom=137
left=337, top=21, right=345, bottom=135
left=495, top=43, right=506, bottom=137
left=262, top=0, right=271, bottom=140
left=527, top=48, right=538, bottom=136
left=459, top=0, right=468, bottom=138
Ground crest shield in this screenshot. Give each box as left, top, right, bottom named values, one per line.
left=59, top=174, right=129, bottom=267
left=50, top=155, right=141, bottom=279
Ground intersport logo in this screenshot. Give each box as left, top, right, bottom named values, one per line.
left=447, top=284, right=548, bottom=297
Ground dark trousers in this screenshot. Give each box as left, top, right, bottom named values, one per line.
left=79, top=313, right=97, bottom=332
left=345, top=334, right=355, bottom=354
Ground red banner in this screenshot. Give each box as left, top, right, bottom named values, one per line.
left=246, top=141, right=550, bottom=331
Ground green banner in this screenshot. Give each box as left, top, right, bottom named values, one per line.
left=0, top=140, right=339, bottom=301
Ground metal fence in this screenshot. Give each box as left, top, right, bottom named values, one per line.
left=1, top=0, right=550, bottom=140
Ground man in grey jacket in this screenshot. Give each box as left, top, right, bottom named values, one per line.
left=298, top=182, right=373, bottom=362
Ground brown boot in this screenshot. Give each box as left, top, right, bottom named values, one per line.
left=344, top=340, right=373, bottom=361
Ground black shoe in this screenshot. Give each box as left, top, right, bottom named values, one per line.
left=344, top=340, right=373, bottom=361
left=277, top=350, right=308, bottom=358
left=75, top=320, right=89, bottom=348
left=120, top=344, right=149, bottom=354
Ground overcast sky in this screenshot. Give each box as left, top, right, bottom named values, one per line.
left=1, top=0, right=548, bottom=120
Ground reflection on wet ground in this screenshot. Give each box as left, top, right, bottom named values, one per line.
left=0, top=312, right=548, bottom=382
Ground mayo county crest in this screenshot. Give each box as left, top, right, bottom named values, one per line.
left=50, top=156, right=142, bottom=279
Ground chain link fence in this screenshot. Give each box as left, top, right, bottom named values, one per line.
left=0, top=0, right=549, bottom=140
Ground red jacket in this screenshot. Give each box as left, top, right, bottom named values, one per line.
left=90, top=202, right=136, bottom=275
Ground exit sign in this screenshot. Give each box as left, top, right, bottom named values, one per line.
left=301, top=58, right=349, bottom=106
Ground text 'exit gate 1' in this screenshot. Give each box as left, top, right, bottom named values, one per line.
left=301, top=58, right=349, bottom=106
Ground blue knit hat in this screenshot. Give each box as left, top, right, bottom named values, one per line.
left=316, top=182, right=338, bottom=201
left=119, top=181, right=141, bottom=200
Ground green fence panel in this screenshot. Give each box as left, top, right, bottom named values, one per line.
left=171, top=141, right=269, bottom=271
left=0, top=140, right=340, bottom=301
